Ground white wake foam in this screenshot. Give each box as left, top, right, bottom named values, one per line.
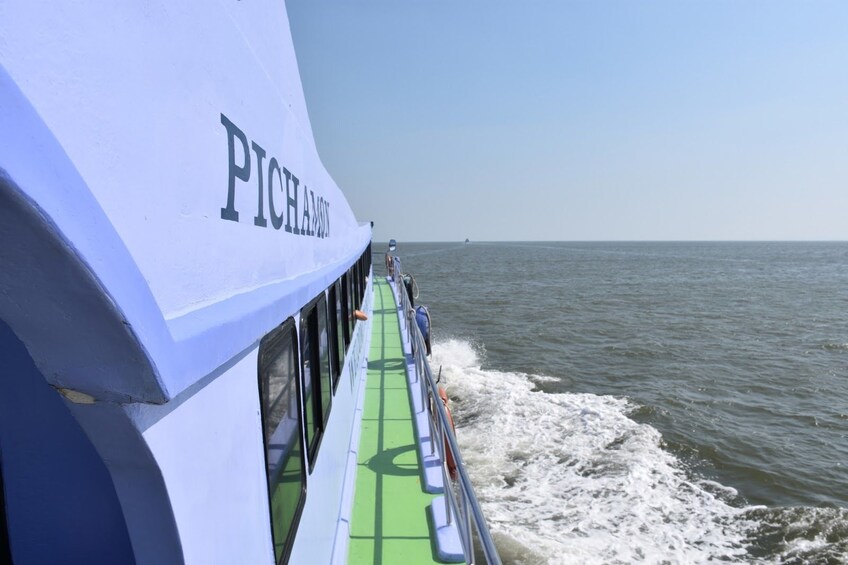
left=432, top=338, right=756, bottom=564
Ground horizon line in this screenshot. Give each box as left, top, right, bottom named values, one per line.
left=374, top=239, right=848, bottom=244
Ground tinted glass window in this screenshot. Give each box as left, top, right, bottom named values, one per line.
left=355, top=258, right=360, bottom=301
left=300, top=294, right=333, bottom=469
left=346, top=268, right=356, bottom=337
left=335, top=280, right=346, bottom=372
left=315, top=296, right=333, bottom=421
left=340, top=274, right=351, bottom=347
left=355, top=257, right=360, bottom=298
left=328, top=282, right=343, bottom=388
left=360, top=253, right=367, bottom=299
left=300, top=310, right=319, bottom=461
left=259, top=319, right=305, bottom=564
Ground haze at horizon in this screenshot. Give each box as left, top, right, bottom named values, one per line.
left=287, top=1, right=848, bottom=243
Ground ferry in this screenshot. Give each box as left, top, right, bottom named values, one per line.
left=0, top=2, right=499, bottom=564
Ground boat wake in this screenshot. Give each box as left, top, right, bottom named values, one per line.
left=431, top=339, right=848, bottom=564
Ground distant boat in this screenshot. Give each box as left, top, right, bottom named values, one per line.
left=389, top=238, right=397, bottom=251
left=465, top=238, right=471, bottom=244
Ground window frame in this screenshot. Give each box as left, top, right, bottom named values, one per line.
left=257, top=318, right=307, bottom=565
left=300, top=293, right=333, bottom=471
left=346, top=267, right=357, bottom=338
left=328, top=281, right=344, bottom=391
left=339, top=273, right=351, bottom=347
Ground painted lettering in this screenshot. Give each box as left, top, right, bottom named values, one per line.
left=316, top=196, right=324, bottom=238
left=310, top=190, right=318, bottom=237
left=220, top=113, right=250, bottom=222
left=324, top=201, right=329, bottom=237
left=268, top=158, right=284, bottom=230
left=251, top=141, right=268, bottom=227
left=301, top=185, right=312, bottom=236
left=284, top=167, right=300, bottom=235
left=220, top=113, right=330, bottom=239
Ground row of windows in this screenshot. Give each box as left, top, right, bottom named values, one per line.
left=258, top=244, right=371, bottom=564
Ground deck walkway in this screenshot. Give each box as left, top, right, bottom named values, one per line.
left=348, top=280, right=441, bottom=564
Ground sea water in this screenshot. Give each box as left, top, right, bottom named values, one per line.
left=385, top=242, right=848, bottom=564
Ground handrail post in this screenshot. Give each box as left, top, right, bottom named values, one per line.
left=388, top=251, right=501, bottom=564
left=465, top=495, right=473, bottom=562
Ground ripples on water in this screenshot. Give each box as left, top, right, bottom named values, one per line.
left=385, top=241, right=848, bottom=563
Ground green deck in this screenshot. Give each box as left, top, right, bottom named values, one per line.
left=348, top=280, right=442, bottom=564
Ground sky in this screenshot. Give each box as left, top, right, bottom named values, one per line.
left=286, top=1, right=848, bottom=242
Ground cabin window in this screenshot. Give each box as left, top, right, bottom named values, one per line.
left=258, top=318, right=306, bottom=565
left=300, top=294, right=333, bottom=469
left=346, top=267, right=357, bottom=338
left=315, top=296, right=333, bottom=419
left=350, top=264, right=357, bottom=315
left=352, top=263, right=361, bottom=311
left=357, top=255, right=364, bottom=301
left=328, top=281, right=344, bottom=389
left=360, top=251, right=368, bottom=300
left=339, top=273, right=351, bottom=347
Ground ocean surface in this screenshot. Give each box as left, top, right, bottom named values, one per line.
left=383, top=242, right=848, bottom=564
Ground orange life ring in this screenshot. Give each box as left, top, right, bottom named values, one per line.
left=439, top=386, right=458, bottom=480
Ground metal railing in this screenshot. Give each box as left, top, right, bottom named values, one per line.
left=390, top=257, right=502, bottom=565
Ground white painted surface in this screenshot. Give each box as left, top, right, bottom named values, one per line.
left=142, top=349, right=274, bottom=564
left=0, top=0, right=359, bottom=319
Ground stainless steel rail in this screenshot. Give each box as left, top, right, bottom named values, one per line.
left=390, top=257, right=502, bottom=565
